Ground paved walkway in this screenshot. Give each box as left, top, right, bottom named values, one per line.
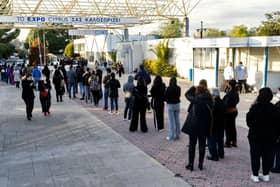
left=74, top=73, right=280, bottom=187
left=0, top=82, right=188, bottom=187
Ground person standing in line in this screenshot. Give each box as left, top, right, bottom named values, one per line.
left=9, top=64, right=14, bottom=85
left=134, top=64, right=151, bottom=85
left=164, top=77, right=181, bottom=141
left=117, top=61, right=124, bottom=78
left=271, top=100, right=280, bottom=173
left=89, top=70, right=101, bottom=107
left=60, top=65, right=68, bottom=93
left=95, top=66, right=103, bottom=100
left=182, top=79, right=213, bottom=171
left=129, top=77, right=148, bottom=133
left=67, top=65, right=77, bottom=99
left=42, top=64, right=50, bottom=81
left=223, top=79, right=239, bottom=147
left=207, top=88, right=225, bottom=161
left=246, top=87, right=279, bottom=182
left=76, top=65, right=85, bottom=99
left=22, top=73, right=35, bottom=120
left=108, top=72, right=121, bottom=114
left=38, top=79, right=51, bottom=116
left=235, top=61, right=249, bottom=93
left=52, top=65, right=65, bottom=102
left=123, top=75, right=135, bottom=121
left=150, top=75, right=166, bottom=131
left=32, top=64, right=41, bottom=90
left=102, top=68, right=111, bottom=110
left=82, top=68, right=91, bottom=103
left=13, top=66, right=21, bottom=88
left=224, top=62, right=234, bottom=93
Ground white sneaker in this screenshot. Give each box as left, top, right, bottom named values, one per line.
left=250, top=175, right=259, bottom=183
left=259, top=174, right=270, bottom=182
left=166, top=136, right=170, bottom=141
left=108, top=111, right=114, bottom=115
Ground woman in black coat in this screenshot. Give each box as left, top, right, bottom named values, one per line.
left=207, top=88, right=225, bottom=161
left=129, top=76, right=148, bottom=133
left=150, top=75, right=166, bottom=131
left=223, top=79, right=239, bottom=147
left=22, top=73, right=35, bottom=120
left=183, top=80, right=213, bottom=171
left=246, top=87, right=279, bottom=182
left=52, top=66, right=65, bottom=102
left=38, top=79, right=52, bottom=116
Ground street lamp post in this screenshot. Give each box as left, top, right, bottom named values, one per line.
left=196, top=21, right=207, bottom=39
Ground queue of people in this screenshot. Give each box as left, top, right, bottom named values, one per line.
left=7, top=61, right=280, bottom=184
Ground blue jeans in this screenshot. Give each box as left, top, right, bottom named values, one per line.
left=167, top=103, right=180, bottom=140
left=103, top=88, right=109, bottom=109
left=207, top=129, right=224, bottom=159
left=110, top=97, right=118, bottom=112
left=124, top=97, right=133, bottom=120
left=78, top=82, right=84, bottom=97
left=84, top=85, right=91, bottom=103
left=68, top=82, right=76, bottom=98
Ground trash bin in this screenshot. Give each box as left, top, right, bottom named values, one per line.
left=189, top=68, right=193, bottom=81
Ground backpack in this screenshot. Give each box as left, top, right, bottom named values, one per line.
left=90, top=76, right=100, bottom=91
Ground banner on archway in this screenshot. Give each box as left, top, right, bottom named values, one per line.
left=0, top=16, right=139, bottom=24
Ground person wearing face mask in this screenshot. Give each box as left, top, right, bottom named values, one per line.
left=22, top=73, right=35, bottom=120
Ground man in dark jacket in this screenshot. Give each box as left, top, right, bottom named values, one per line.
left=135, top=64, right=151, bottom=85
left=108, top=72, right=120, bottom=114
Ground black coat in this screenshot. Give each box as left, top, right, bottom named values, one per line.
left=246, top=102, right=280, bottom=143
left=182, top=86, right=213, bottom=137
left=22, top=79, right=35, bottom=99
left=150, top=83, right=166, bottom=109
left=223, top=89, right=239, bottom=112
left=133, top=85, right=148, bottom=110
left=212, top=97, right=225, bottom=132
left=109, top=79, right=120, bottom=97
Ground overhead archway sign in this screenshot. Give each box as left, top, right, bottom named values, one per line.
left=0, top=15, right=139, bottom=24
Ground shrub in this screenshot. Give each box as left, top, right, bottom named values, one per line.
left=143, top=59, right=177, bottom=77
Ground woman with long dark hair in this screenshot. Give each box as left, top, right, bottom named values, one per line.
left=129, top=76, right=148, bottom=133
left=223, top=79, right=239, bottom=147
left=164, top=77, right=181, bottom=140
left=150, top=75, right=166, bottom=131
left=182, top=79, right=213, bottom=171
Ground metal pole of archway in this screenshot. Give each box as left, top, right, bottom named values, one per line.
left=37, top=30, right=42, bottom=66
left=43, top=30, right=46, bottom=65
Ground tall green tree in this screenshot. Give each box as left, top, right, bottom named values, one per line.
left=257, top=11, right=280, bottom=36
left=158, top=18, right=182, bottom=38
left=64, top=42, right=74, bottom=58
left=0, top=29, right=20, bottom=58
left=26, top=29, right=69, bottom=54
left=204, top=28, right=226, bottom=37
left=230, top=25, right=249, bottom=37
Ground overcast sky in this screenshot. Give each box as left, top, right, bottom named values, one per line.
left=130, top=0, right=279, bottom=35
left=18, top=0, right=279, bottom=40
left=189, top=0, right=279, bottom=32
